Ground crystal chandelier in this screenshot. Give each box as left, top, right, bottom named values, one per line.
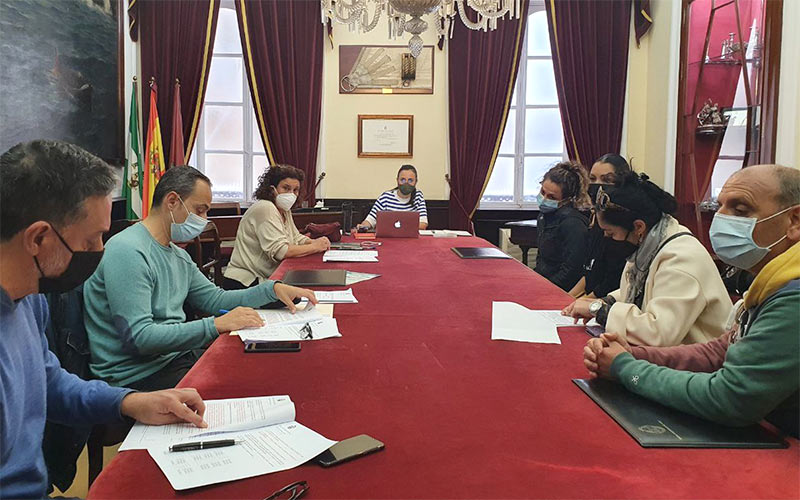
left=320, top=0, right=522, bottom=58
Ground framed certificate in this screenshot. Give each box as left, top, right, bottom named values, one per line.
left=357, top=115, right=413, bottom=158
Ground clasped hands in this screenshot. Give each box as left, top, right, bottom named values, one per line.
left=582, top=332, right=632, bottom=379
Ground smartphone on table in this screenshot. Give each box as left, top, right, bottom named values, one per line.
left=243, top=341, right=301, bottom=353
left=315, top=434, right=385, bottom=467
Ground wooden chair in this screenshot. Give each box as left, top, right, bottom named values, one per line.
left=210, top=201, right=241, bottom=215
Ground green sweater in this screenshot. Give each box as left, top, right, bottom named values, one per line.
left=84, top=223, right=278, bottom=386
left=611, top=280, right=799, bottom=436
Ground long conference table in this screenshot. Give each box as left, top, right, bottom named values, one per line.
left=89, top=236, right=799, bottom=499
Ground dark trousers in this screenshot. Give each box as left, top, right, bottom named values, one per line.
left=220, top=276, right=257, bottom=290
left=126, top=349, right=206, bottom=391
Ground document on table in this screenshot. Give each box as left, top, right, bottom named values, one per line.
left=239, top=317, right=342, bottom=342
left=311, top=288, right=358, bottom=303
left=323, top=250, right=378, bottom=262
left=345, top=271, right=380, bottom=285
left=231, top=303, right=334, bottom=338
left=120, top=396, right=295, bottom=451
left=491, top=302, right=561, bottom=344
left=420, top=229, right=472, bottom=237
left=148, top=421, right=336, bottom=490
left=536, top=310, right=599, bottom=327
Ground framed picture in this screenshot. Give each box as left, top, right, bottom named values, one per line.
left=339, top=45, right=434, bottom=94
left=0, top=0, right=124, bottom=163
left=358, top=115, right=413, bottom=158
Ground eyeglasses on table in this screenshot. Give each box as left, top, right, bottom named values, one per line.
left=263, top=480, right=308, bottom=500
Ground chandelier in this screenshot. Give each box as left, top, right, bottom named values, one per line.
left=320, top=0, right=522, bottom=58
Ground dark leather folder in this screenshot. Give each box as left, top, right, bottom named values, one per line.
left=451, top=247, right=512, bottom=259
left=282, top=269, right=347, bottom=287
left=573, top=378, right=787, bottom=448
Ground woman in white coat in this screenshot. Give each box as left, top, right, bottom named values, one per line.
left=563, top=171, right=732, bottom=346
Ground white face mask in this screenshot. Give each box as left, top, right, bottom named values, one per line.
left=274, top=192, right=297, bottom=211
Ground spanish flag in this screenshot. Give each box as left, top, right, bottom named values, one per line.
left=143, top=79, right=165, bottom=218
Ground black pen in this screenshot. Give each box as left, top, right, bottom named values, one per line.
left=169, top=439, right=241, bottom=452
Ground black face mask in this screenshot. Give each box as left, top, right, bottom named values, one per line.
left=587, top=183, right=603, bottom=205
left=604, top=236, right=638, bottom=261
left=34, top=227, right=103, bottom=294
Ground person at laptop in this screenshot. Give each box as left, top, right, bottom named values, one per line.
left=222, top=164, right=330, bottom=290
left=534, top=161, right=590, bottom=291
left=563, top=171, right=730, bottom=346
left=567, top=154, right=633, bottom=299
left=583, top=164, right=799, bottom=438
left=84, top=165, right=317, bottom=391
left=357, top=164, right=428, bottom=230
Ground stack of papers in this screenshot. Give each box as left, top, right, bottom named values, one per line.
left=491, top=302, right=562, bottom=344
left=234, top=303, right=342, bottom=342
left=323, top=250, right=378, bottom=262
left=420, top=229, right=472, bottom=237
left=345, top=271, right=380, bottom=285
left=121, top=396, right=336, bottom=490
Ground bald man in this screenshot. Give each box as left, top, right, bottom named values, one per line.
left=584, top=164, right=800, bottom=437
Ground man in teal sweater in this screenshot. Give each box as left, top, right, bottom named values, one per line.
left=84, top=166, right=316, bottom=390
left=584, top=165, right=799, bottom=437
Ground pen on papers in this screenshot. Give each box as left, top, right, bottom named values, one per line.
left=169, top=439, right=241, bottom=452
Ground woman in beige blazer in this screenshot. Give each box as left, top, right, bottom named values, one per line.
left=222, top=165, right=330, bottom=289
left=563, top=172, right=731, bottom=346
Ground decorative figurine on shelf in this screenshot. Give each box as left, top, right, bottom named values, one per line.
left=696, top=99, right=729, bottom=136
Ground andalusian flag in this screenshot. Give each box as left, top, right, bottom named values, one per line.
left=142, top=80, right=165, bottom=217
left=122, top=78, right=143, bottom=219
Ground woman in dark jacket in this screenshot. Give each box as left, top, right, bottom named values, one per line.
left=568, top=153, right=634, bottom=298
left=534, top=161, right=590, bottom=291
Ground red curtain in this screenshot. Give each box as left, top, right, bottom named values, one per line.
left=544, top=0, right=632, bottom=167
left=139, top=0, right=220, bottom=166
left=235, top=0, right=324, bottom=205
left=448, top=3, right=529, bottom=231
left=676, top=0, right=757, bottom=244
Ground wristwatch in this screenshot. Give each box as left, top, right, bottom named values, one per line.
left=588, top=300, right=605, bottom=316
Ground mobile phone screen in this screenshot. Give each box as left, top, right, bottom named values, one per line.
left=315, top=434, right=384, bottom=467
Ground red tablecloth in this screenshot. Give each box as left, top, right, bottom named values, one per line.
left=89, top=236, right=799, bottom=499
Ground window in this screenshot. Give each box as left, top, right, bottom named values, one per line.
left=189, top=4, right=267, bottom=202
left=480, top=3, right=566, bottom=208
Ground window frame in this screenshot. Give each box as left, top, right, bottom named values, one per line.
left=479, top=0, right=567, bottom=211
left=191, top=1, right=267, bottom=203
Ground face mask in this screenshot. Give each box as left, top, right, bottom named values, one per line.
left=709, top=206, right=795, bottom=270
left=604, top=236, right=638, bottom=261
left=170, top=197, right=208, bottom=242
left=398, top=184, right=416, bottom=196
left=588, top=183, right=603, bottom=204
left=537, top=193, right=560, bottom=214
left=275, top=192, right=298, bottom=211
left=34, top=227, right=103, bottom=294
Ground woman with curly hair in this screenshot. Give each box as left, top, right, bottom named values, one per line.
left=534, top=161, right=591, bottom=291
left=222, top=165, right=330, bottom=289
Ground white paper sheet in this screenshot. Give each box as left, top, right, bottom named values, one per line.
left=491, top=302, right=561, bottom=344
left=535, top=310, right=599, bottom=327
left=420, top=229, right=471, bottom=237
left=120, top=396, right=295, bottom=451
left=239, top=317, right=342, bottom=342
left=148, top=422, right=337, bottom=490
left=345, top=271, right=380, bottom=285
left=323, top=250, right=378, bottom=262
left=311, top=288, right=358, bottom=303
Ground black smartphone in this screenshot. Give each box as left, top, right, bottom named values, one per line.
left=315, top=434, right=384, bottom=467
left=585, top=325, right=605, bottom=338
left=243, top=341, right=301, bottom=353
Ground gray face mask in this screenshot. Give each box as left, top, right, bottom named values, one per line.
left=398, top=184, right=416, bottom=196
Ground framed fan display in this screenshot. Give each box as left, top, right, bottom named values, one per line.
left=338, top=45, right=434, bottom=94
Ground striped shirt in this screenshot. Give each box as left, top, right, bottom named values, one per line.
left=365, top=189, right=428, bottom=226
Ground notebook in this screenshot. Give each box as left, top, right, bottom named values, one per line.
left=451, top=247, right=512, bottom=259
left=282, top=269, right=347, bottom=287
left=573, top=378, right=787, bottom=449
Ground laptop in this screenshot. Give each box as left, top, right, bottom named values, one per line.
left=282, top=269, right=347, bottom=287
left=573, top=378, right=787, bottom=448
left=375, top=211, right=419, bottom=238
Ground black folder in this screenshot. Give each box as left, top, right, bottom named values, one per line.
left=451, top=247, right=512, bottom=259
left=282, top=269, right=347, bottom=287
left=573, top=378, right=787, bottom=449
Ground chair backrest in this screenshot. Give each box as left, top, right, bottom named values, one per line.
left=211, top=201, right=242, bottom=215
left=208, top=215, right=242, bottom=240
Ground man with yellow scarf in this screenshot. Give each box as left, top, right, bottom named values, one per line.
left=583, top=164, right=800, bottom=438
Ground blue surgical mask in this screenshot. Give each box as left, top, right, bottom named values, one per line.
left=537, top=193, right=560, bottom=214
left=170, top=197, right=208, bottom=242
left=709, top=206, right=795, bottom=270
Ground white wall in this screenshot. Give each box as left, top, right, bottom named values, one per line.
left=776, top=0, right=800, bottom=168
